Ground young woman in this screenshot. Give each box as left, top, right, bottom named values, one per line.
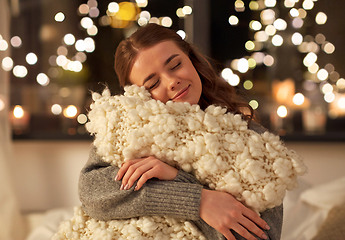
left=79, top=23, right=283, bottom=240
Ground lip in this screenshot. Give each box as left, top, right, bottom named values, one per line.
left=172, top=85, right=190, bottom=101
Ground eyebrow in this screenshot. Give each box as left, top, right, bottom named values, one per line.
left=142, top=54, right=179, bottom=85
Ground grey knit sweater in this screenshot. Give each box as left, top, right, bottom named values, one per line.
left=79, top=121, right=283, bottom=239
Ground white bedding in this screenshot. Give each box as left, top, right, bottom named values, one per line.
left=24, top=177, right=345, bottom=240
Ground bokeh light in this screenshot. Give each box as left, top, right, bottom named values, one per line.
left=277, top=105, right=288, bottom=118
left=317, top=69, right=329, bottom=81
left=291, top=32, right=303, bottom=45
left=244, top=80, right=254, bottom=90
left=315, top=12, right=327, bottom=25
left=228, top=15, right=239, bottom=26
left=51, top=104, right=62, bottom=115
left=272, top=35, right=283, bottom=46
left=13, top=105, right=24, bottom=118
left=10, top=36, right=22, bottom=47
left=293, top=93, right=305, bottom=105
left=0, top=39, right=9, bottom=51
left=13, top=65, right=28, bottom=78
left=77, top=114, right=88, bottom=124
left=176, top=30, right=186, bottom=40
left=26, top=52, right=38, bottom=65
left=249, top=100, right=259, bottom=109
left=64, top=105, right=78, bottom=118
left=55, top=12, right=65, bottom=22
left=64, top=33, right=76, bottom=45
left=2, top=57, right=13, bottom=71
left=78, top=4, right=90, bottom=15
left=36, top=73, right=50, bottom=86
left=161, top=17, right=173, bottom=27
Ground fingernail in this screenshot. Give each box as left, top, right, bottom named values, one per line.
left=265, top=224, right=270, bottom=230
left=124, top=183, right=129, bottom=190
left=134, top=185, right=139, bottom=191
left=261, top=234, right=268, bottom=240
left=120, top=184, right=124, bottom=190
left=115, top=175, right=119, bottom=181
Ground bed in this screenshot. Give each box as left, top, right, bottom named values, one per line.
left=23, top=176, right=345, bottom=240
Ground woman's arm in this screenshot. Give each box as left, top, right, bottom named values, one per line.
left=79, top=147, right=203, bottom=221
left=80, top=148, right=277, bottom=240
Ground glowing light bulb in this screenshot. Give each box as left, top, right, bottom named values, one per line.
left=36, top=73, right=50, bottom=86
left=55, top=12, right=65, bottom=22
left=221, top=68, right=233, bottom=79
left=176, top=30, right=186, bottom=40
left=13, top=105, right=24, bottom=118
left=161, top=17, right=172, bottom=27
left=238, top=58, right=249, bottom=73
left=249, top=100, right=259, bottom=109
left=51, top=104, right=62, bottom=115
left=64, top=34, right=76, bottom=45
left=317, top=69, right=328, bottom=81
left=315, top=12, right=327, bottom=25
left=229, top=15, right=239, bottom=26
left=277, top=105, right=288, bottom=118
left=293, top=93, right=305, bottom=105
left=291, top=32, right=303, bottom=45
left=272, top=35, right=283, bottom=46
left=64, top=105, right=78, bottom=118
left=2, top=57, right=13, bottom=71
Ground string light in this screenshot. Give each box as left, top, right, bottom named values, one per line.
left=54, top=12, right=65, bottom=22
left=36, top=73, right=50, bottom=86
left=315, top=12, right=327, bottom=25
left=63, top=105, right=78, bottom=118
left=229, top=15, right=239, bottom=26
left=277, top=105, right=288, bottom=118
left=182, top=6, right=192, bottom=15
left=291, top=32, right=303, bottom=45
left=0, top=39, right=8, bottom=51
left=293, top=93, right=305, bottom=105
left=2, top=57, right=13, bottom=71
left=161, top=17, right=172, bottom=27
left=51, top=104, right=62, bottom=115
left=13, top=105, right=24, bottom=118
left=249, top=100, right=259, bottom=109
left=13, top=65, right=28, bottom=78
left=10, top=36, right=22, bottom=47
left=176, top=30, right=186, bottom=40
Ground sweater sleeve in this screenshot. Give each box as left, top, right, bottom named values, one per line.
left=79, top=147, right=203, bottom=222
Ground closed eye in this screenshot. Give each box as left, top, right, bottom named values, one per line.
left=148, top=79, right=160, bottom=90
left=171, top=62, right=181, bottom=70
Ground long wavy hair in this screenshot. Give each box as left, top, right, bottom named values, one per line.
left=114, top=23, right=254, bottom=121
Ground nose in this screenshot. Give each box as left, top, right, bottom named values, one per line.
left=167, top=77, right=180, bottom=91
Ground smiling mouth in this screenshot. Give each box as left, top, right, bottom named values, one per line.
left=172, top=85, right=190, bottom=100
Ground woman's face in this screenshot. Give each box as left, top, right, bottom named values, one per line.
left=129, top=41, right=202, bottom=105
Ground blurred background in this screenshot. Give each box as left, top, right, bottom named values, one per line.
left=1, top=0, right=345, bottom=239
left=1, top=0, right=345, bottom=140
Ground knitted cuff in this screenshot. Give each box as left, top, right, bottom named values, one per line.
left=174, top=170, right=201, bottom=184
left=143, top=180, right=203, bottom=221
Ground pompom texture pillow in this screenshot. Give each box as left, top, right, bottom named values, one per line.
left=52, top=85, right=306, bottom=239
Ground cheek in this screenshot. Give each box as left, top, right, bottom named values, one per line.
left=150, top=90, right=168, bottom=103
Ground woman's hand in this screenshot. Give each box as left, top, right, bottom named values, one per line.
left=200, top=189, right=270, bottom=240
left=115, top=156, right=178, bottom=191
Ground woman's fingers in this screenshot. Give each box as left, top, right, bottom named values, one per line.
left=238, top=215, right=268, bottom=240
left=242, top=206, right=270, bottom=232
left=218, top=228, right=236, bottom=240
left=115, top=156, right=178, bottom=191
left=115, top=158, right=142, bottom=181
left=120, top=159, right=154, bottom=190
left=200, top=189, right=269, bottom=240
